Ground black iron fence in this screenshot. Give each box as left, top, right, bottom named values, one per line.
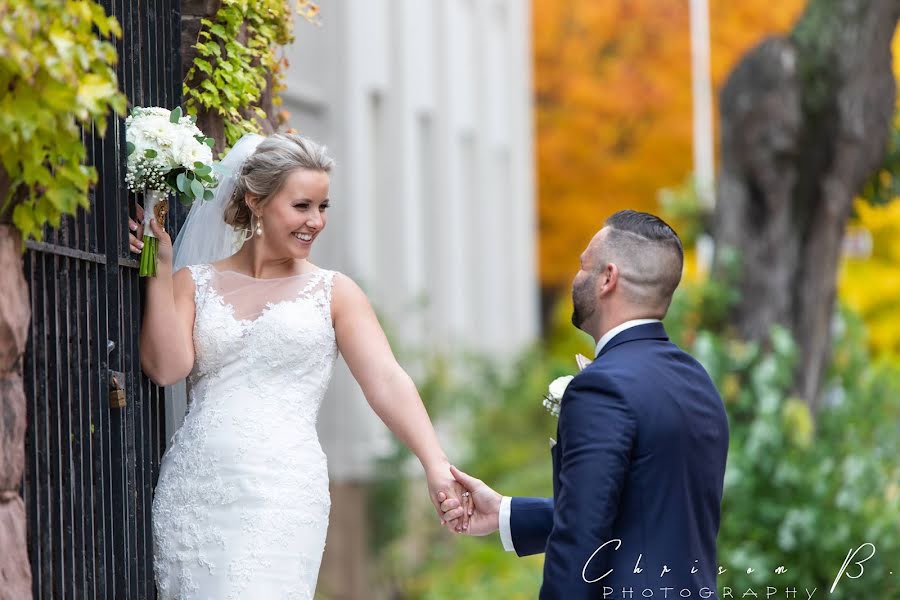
left=22, top=1, right=184, bottom=597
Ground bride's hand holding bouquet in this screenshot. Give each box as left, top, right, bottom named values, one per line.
left=128, top=202, right=173, bottom=271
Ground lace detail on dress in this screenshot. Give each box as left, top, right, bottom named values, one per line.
left=186, top=263, right=212, bottom=310
left=153, top=265, right=338, bottom=599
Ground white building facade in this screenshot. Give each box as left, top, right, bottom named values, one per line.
left=281, top=0, right=539, bottom=481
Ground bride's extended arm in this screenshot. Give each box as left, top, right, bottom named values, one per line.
left=332, top=273, right=469, bottom=530
left=134, top=215, right=196, bottom=386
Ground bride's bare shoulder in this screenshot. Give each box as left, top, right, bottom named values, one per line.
left=172, top=266, right=198, bottom=300
left=330, top=271, right=362, bottom=294
left=330, top=272, right=373, bottom=314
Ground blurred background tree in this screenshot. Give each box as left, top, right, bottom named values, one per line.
left=713, top=0, right=899, bottom=411
left=837, top=30, right=900, bottom=359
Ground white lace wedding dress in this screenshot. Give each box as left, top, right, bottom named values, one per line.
left=152, top=264, right=338, bottom=599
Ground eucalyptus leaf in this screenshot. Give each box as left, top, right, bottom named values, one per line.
left=169, top=106, right=182, bottom=123
left=190, top=179, right=204, bottom=200
left=176, top=172, right=187, bottom=193
left=126, top=141, right=135, bottom=155
left=144, top=148, right=157, bottom=158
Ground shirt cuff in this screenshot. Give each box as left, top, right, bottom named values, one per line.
left=499, top=496, right=515, bottom=552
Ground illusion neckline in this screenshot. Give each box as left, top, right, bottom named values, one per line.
left=208, top=264, right=322, bottom=282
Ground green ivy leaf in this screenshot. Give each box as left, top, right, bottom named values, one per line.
left=194, top=58, right=213, bottom=75
left=12, top=203, right=36, bottom=240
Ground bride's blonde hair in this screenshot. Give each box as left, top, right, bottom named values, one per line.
left=223, top=133, right=335, bottom=231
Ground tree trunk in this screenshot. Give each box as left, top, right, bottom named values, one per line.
left=0, top=224, right=32, bottom=599
left=713, top=0, right=899, bottom=413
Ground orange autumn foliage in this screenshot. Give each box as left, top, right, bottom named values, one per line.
left=534, top=0, right=807, bottom=291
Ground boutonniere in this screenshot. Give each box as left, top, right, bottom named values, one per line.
left=542, top=354, right=593, bottom=418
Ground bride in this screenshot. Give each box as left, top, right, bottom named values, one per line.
left=129, top=133, right=471, bottom=599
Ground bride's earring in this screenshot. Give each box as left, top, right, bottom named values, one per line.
left=255, top=214, right=263, bottom=237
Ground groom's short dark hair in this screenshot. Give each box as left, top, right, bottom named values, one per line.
left=601, top=210, right=684, bottom=309
left=605, top=210, right=683, bottom=261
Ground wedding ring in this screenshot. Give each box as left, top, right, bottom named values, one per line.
left=462, top=491, right=470, bottom=497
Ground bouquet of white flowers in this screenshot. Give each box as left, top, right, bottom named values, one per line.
left=125, top=106, right=217, bottom=276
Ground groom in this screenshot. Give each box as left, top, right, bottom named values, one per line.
left=441, top=210, right=729, bottom=599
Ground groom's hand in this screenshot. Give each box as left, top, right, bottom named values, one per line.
left=438, top=465, right=502, bottom=537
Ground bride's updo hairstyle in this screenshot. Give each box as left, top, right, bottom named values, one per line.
left=223, top=133, right=335, bottom=231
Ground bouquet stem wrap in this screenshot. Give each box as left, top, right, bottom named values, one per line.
left=139, top=189, right=168, bottom=277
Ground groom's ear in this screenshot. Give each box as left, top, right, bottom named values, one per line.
left=598, top=263, right=619, bottom=296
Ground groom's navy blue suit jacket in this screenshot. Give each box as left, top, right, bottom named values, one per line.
left=511, top=322, right=729, bottom=599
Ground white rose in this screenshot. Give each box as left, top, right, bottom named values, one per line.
left=547, top=375, right=574, bottom=401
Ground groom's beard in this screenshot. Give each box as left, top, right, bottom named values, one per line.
left=571, top=278, right=596, bottom=330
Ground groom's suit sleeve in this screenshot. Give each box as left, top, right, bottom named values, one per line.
left=507, top=496, right=554, bottom=555
left=539, top=370, right=637, bottom=599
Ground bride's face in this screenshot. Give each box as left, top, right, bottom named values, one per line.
left=255, top=168, right=330, bottom=260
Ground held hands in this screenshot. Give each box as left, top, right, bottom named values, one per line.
left=437, top=465, right=503, bottom=536
left=128, top=201, right=174, bottom=269
left=426, top=462, right=472, bottom=533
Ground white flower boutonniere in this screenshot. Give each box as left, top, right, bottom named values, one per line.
left=542, top=353, right=593, bottom=418
left=542, top=376, right=573, bottom=417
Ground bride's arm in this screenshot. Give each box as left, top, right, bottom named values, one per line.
left=331, top=273, right=469, bottom=530
left=134, top=216, right=196, bottom=386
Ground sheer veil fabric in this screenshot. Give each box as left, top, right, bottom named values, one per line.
left=172, top=134, right=264, bottom=271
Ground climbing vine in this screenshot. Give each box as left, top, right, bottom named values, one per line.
left=183, top=0, right=320, bottom=149
left=0, top=0, right=126, bottom=241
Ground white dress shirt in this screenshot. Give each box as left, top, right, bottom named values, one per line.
left=498, top=319, right=661, bottom=552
